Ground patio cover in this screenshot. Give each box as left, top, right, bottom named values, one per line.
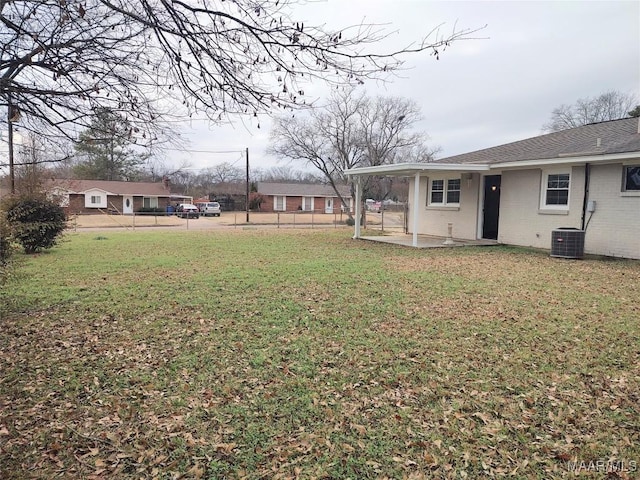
left=345, top=163, right=490, bottom=247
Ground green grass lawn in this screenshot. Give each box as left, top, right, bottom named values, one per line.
left=1, top=229, right=639, bottom=479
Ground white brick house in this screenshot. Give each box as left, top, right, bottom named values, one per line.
left=346, top=117, right=640, bottom=259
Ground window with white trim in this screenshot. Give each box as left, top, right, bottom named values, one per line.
left=143, top=196, right=158, bottom=208
left=427, top=177, right=461, bottom=206
left=430, top=179, right=444, bottom=204
left=623, top=165, right=640, bottom=191
left=274, top=196, right=286, bottom=211
left=541, top=171, right=570, bottom=209
left=85, top=191, right=107, bottom=208
left=302, top=196, right=314, bottom=211
left=447, top=179, right=461, bottom=204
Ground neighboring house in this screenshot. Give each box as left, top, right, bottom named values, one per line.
left=47, top=179, right=176, bottom=215
left=256, top=182, right=353, bottom=214
left=346, top=117, right=640, bottom=259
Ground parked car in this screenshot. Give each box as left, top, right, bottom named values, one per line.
left=196, top=201, right=221, bottom=217
left=176, top=203, right=200, bottom=219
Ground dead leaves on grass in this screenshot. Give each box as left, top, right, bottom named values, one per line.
left=2, top=238, right=640, bottom=478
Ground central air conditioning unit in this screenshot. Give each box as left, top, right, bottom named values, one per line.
left=551, top=228, right=585, bottom=259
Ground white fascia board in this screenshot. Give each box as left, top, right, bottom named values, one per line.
left=78, top=188, right=114, bottom=195
left=493, top=151, right=640, bottom=170
left=346, top=151, right=640, bottom=176
left=346, top=163, right=490, bottom=177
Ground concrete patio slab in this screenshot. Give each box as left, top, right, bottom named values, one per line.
left=359, top=234, right=499, bottom=248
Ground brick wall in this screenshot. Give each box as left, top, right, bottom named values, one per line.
left=581, top=163, right=640, bottom=259
left=499, top=167, right=585, bottom=249
left=409, top=173, right=480, bottom=240
left=65, top=194, right=171, bottom=215
left=261, top=195, right=339, bottom=213
left=497, top=164, right=640, bottom=259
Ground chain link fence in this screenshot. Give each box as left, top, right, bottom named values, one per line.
left=67, top=211, right=355, bottom=231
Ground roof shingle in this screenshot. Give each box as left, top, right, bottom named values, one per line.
left=257, top=182, right=350, bottom=197
left=437, top=117, right=640, bottom=165
left=48, top=179, right=171, bottom=196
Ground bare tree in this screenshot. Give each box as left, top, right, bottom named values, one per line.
left=205, top=162, right=245, bottom=185
left=13, top=134, right=56, bottom=196
left=355, top=95, right=438, bottom=202
left=0, top=127, right=75, bottom=193
left=184, top=162, right=246, bottom=198
left=2, top=1, right=155, bottom=141
left=140, top=157, right=191, bottom=184
left=269, top=88, right=364, bottom=214
left=542, top=90, right=639, bottom=132
left=169, top=169, right=199, bottom=198
left=268, top=88, right=432, bottom=213
left=357, top=95, right=437, bottom=165
left=254, top=165, right=323, bottom=183
left=1, top=1, right=477, bottom=143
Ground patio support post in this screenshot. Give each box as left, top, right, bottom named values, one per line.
left=353, top=177, right=362, bottom=239
left=412, top=172, right=420, bottom=247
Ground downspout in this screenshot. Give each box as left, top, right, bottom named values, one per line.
left=580, top=163, right=590, bottom=230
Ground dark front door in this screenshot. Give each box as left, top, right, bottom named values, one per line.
left=482, top=175, right=501, bottom=240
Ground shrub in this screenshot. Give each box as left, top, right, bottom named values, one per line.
left=4, top=197, right=67, bottom=254
left=0, top=215, right=17, bottom=286
left=0, top=217, right=11, bottom=265
left=137, top=207, right=165, bottom=213
left=249, top=192, right=265, bottom=211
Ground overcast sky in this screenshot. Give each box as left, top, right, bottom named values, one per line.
left=171, top=0, right=639, bottom=172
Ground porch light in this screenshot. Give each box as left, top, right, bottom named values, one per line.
left=463, top=172, right=473, bottom=187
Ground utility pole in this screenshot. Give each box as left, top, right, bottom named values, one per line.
left=7, top=97, right=16, bottom=194
left=245, top=147, right=250, bottom=223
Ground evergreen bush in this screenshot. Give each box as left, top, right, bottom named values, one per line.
left=4, top=197, right=66, bottom=254
left=0, top=215, right=17, bottom=286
